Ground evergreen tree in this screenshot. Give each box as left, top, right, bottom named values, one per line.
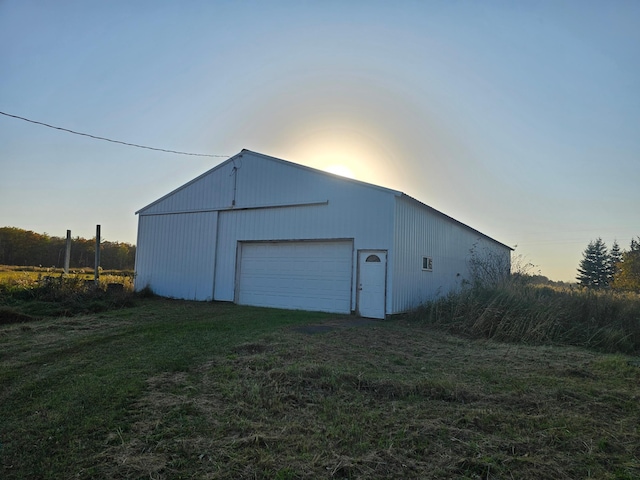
left=576, top=238, right=609, bottom=288
left=608, top=240, right=622, bottom=285
left=612, top=237, right=640, bottom=292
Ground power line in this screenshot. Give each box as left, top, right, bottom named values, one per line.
left=0, top=110, right=229, bottom=158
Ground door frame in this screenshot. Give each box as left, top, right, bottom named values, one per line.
left=356, top=249, right=388, bottom=319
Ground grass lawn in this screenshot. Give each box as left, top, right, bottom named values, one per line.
left=1, top=298, right=639, bottom=479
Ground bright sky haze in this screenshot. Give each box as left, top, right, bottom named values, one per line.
left=1, top=1, right=639, bottom=281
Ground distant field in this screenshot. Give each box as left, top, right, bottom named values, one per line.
left=0, top=265, right=134, bottom=289
left=1, top=299, right=639, bottom=479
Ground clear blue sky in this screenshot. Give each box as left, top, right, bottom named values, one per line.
left=1, top=1, right=638, bottom=281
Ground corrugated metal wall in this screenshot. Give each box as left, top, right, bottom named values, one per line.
left=391, top=196, right=511, bottom=313
left=135, top=211, right=217, bottom=300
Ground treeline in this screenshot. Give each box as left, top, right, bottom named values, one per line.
left=577, top=237, right=640, bottom=292
left=0, top=227, right=135, bottom=270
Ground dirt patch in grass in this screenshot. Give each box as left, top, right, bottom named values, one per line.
left=99, top=321, right=640, bottom=479
left=233, top=341, right=271, bottom=355
left=291, top=316, right=381, bottom=335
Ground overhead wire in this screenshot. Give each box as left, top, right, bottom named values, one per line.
left=0, top=110, right=229, bottom=158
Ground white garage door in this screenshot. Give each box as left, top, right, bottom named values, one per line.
left=237, top=240, right=353, bottom=313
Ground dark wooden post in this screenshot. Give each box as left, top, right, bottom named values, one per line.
left=94, top=225, right=101, bottom=285
left=64, top=230, right=71, bottom=274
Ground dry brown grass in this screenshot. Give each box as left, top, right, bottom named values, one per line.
left=415, top=282, right=640, bottom=354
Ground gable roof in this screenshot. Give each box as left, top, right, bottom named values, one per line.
left=136, top=149, right=401, bottom=215
left=135, top=150, right=243, bottom=215
left=136, top=149, right=512, bottom=251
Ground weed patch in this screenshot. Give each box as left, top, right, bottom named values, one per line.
left=413, top=282, right=640, bottom=354
left=0, top=269, right=139, bottom=320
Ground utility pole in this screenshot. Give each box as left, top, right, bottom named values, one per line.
left=64, top=230, right=71, bottom=274
left=94, top=225, right=101, bottom=285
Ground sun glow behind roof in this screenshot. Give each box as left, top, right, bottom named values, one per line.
left=285, top=119, right=400, bottom=188
left=324, top=164, right=356, bottom=178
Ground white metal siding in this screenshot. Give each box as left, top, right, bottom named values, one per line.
left=234, top=156, right=345, bottom=207
left=237, top=241, right=353, bottom=313
left=213, top=195, right=395, bottom=310
left=134, top=212, right=217, bottom=300
left=141, top=161, right=237, bottom=214
left=391, top=196, right=511, bottom=313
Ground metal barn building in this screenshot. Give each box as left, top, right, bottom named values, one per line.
left=134, top=150, right=511, bottom=319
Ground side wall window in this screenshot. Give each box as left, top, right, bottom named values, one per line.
left=422, top=256, right=433, bottom=271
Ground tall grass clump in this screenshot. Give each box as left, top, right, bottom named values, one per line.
left=414, top=250, right=640, bottom=354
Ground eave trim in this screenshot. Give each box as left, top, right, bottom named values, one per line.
left=138, top=200, right=329, bottom=217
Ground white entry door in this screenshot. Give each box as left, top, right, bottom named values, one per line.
left=357, top=250, right=387, bottom=319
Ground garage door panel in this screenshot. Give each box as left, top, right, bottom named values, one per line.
left=237, top=241, right=352, bottom=313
